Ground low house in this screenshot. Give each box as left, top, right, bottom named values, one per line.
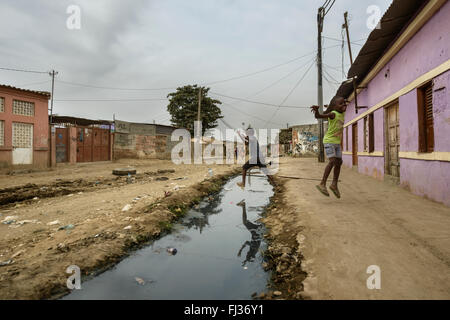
left=113, top=119, right=179, bottom=160
left=51, top=115, right=113, bottom=165
left=336, top=0, right=449, bottom=206
left=0, top=84, right=51, bottom=168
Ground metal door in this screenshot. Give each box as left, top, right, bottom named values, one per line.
left=101, top=129, right=110, bottom=161
left=56, top=128, right=68, bottom=163
left=77, top=127, right=93, bottom=162
left=352, top=123, right=358, bottom=166
left=12, top=122, right=33, bottom=165
left=93, top=128, right=102, bottom=162
left=386, top=102, right=400, bottom=177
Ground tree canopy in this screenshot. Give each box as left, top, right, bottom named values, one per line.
left=167, top=85, right=223, bottom=135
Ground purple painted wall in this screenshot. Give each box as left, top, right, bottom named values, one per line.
left=341, top=2, right=450, bottom=206
left=433, top=70, right=450, bottom=152
left=399, top=90, right=419, bottom=151
left=400, top=159, right=450, bottom=207
left=358, top=156, right=385, bottom=180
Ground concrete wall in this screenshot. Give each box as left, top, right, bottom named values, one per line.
left=343, top=2, right=450, bottom=206
left=291, top=123, right=327, bottom=156
left=113, top=120, right=177, bottom=160
left=0, top=87, right=50, bottom=168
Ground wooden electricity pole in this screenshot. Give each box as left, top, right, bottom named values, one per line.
left=49, top=70, right=58, bottom=124
left=197, top=86, right=202, bottom=136
left=317, top=7, right=325, bottom=163
left=343, top=12, right=367, bottom=114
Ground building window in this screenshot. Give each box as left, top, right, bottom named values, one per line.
left=0, top=97, right=4, bottom=112
left=417, top=82, right=434, bottom=153
left=363, top=114, right=375, bottom=153
left=345, top=127, right=349, bottom=151
left=0, top=120, right=4, bottom=146
left=364, top=117, right=369, bottom=152
left=13, top=100, right=34, bottom=116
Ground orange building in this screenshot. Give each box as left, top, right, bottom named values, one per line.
left=0, top=84, right=51, bottom=168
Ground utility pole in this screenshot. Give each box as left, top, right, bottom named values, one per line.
left=317, top=7, right=325, bottom=163
left=343, top=12, right=353, bottom=65
left=343, top=12, right=367, bottom=114
left=48, top=69, right=58, bottom=168
left=197, top=86, right=202, bottom=136
left=49, top=70, right=58, bottom=124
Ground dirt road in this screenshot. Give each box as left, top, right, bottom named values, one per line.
left=0, top=159, right=239, bottom=299
left=263, top=157, right=450, bottom=300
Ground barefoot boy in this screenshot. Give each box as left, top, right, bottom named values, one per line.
left=236, top=128, right=274, bottom=189
left=310, top=96, right=347, bottom=198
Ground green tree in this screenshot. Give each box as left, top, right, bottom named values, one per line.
left=167, top=85, right=223, bottom=135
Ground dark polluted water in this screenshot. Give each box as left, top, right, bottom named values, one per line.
left=63, top=175, right=274, bottom=300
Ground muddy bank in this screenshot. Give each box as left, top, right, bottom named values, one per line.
left=0, top=168, right=240, bottom=300
left=0, top=169, right=176, bottom=208
left=260, top=177, right=308, bottom=300
left=63, top=175, right=274, bottom=300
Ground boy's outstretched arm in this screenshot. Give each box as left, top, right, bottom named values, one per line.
left=237, top=130, right=247, bottom=142
left=310, top=105, right=335, bottom=120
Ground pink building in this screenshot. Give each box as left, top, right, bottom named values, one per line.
left=337, top=0, right=450, bottom=206
left=0, top=85, right=51, bottom=168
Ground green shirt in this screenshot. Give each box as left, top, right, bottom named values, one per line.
left=323, top=111, right=345, bottom=144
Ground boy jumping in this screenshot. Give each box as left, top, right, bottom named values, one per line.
left=236, top=128, right=274, bottom=189
left=310, top=96, right=347, bottom=198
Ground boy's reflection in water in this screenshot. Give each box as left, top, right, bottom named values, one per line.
left=236, top=199, right=263, bottom=266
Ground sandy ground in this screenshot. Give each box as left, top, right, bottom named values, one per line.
left=263, top=157, right=450, bottom=300
left=0, top=159, right=239, bottom=299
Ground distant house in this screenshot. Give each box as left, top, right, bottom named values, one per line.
left=336, top=0, right=450, bottom=206
left=0, top=84, right=51, bottom=168
left=113, top=119, right=179, bottom=160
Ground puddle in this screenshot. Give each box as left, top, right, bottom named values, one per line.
left=63, top=175, right=274, bottom=300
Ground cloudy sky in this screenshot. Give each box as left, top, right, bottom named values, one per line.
left=0, top=0, right=391, bottom=130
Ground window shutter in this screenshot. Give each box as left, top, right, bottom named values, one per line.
left=369, top=114, right=375, bottom=153
left=425, top=84, right=434, bottom=152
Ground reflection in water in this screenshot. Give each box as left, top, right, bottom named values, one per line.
left=180, top=193, right=224, bottom=233
left=236, top=200, right=263, bottom=266
left=62, top=175, right=273, bottom=300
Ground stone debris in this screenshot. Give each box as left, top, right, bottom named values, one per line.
left=58, top=224, right=75, bottom=231
left=0, top=260, right=13, bottom=267
left=47, top=220, right=60, bottom=226
left=11, top=250, right=25, bottom=259
left=124, top=225, right=132, bottom=230
left=122, top=204, right=132, bottom=212
left=2, top=216, right=18, bottom=224
left=135, top=277, right=145, bottom=285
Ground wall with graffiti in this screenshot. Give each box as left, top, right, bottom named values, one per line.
left=291, top=123, right=327, bottom=156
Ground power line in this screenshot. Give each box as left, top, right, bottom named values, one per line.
left=56, top=79, right=175, bottom=91
left=323, top=36, right=365, bottom=46
left=264, top=59, right=316, bottom=127
left=202, top=50, right=319, bottom=86
left=251, top=57, right=316, bottom=97
left=17, top=80, right=52, bottom=87
left=324, top=0, right=336, bottom=16
left=55, top=98, right=168, bottom=102
left=210, top=92, right=308, bottom=109
left=0, top=67, right=48, bottom=74
left=219, top=117, right=236, bottom=129
left=220, top=101, right=284, bottom=127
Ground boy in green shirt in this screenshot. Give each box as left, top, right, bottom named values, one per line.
left=310, top=96, right=347, bottom=198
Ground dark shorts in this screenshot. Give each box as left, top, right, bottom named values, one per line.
left=243, top=158, right=267, bottom=171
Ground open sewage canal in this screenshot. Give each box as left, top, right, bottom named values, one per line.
left=63, top=175, right=274, bottom=300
